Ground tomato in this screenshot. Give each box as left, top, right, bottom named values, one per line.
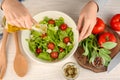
left=48, top=19, right=55, bottom=24
left=60, top=23, right=68, bottom=30
left=63, top=37, right=70, bottom=44
left=47, top=42, right=55, bottom=50
left=92, top=17, right=105, bottom=34
left=50, top=52, right=59, bottom=59
left=36, top=48, right=42, bottom=54
left=98, top=32, right=116, bottom=46
left=110, top=14, right=120, bottom=31
left=59, top=47, right=64, bottom=52
left=41, top=33, right=47, bottom=38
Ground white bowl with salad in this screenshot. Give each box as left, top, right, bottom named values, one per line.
left=21, top=11, right=79, bottom=64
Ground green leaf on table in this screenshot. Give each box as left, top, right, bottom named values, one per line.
left=101, top=57, right=109, bottom=66
left=99, top=51, right=111, bottom=62
left=99, top=54, right=111, bottom=66
left=82, top=43, right=89, bottom=56
left=89, top=50, right=97, bottom=63
left=99, top=48, right=111, bottom=55
left=102, top=42, right=117, bottom=49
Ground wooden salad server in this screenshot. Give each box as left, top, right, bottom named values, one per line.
left=0, top=29, right=8, bottom=79
left=13, top=31, right=28, bottom=77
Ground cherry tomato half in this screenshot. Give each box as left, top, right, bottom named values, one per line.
left=50, top=52, right=59, bottom=59
left=48, top=19, right=55, bottom=24
left=47, top=42, right=55, bottom=50
left=60, top=23, right=68, bottom=31
left=63, top=37, right=70, bottom=44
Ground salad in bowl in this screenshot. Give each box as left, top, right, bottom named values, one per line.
left=21, top=11, right=79, bottom=63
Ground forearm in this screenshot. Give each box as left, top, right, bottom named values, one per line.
left=0, top=0, right=24, bottom=5
left=1, top=0, right=24, bottom=10
left=0, top=0, right=23, bottom=3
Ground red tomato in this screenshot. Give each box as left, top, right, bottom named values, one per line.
left=50, top=52, right=59, bottom=59
left=48, top=19, right=55, bottom=24
left=63, top=37, right=70, bottom=44
left=41, top=33, right=47, bottom=38
left=60, top=23, right=68, bottom=30
left=36, top=48, right=42, bottom=54
left=110, top=14, right=120, bottom=31
left=47, top=42, right=55, bottom=50
left=92, top=17, right=105, bottom=34
left=98, top=32, right=116, bottom=46
left=59, top=47, right=64, bottom=52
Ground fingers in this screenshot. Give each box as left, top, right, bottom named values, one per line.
left=6, top=15, right=37, bottom=29
left=77, top=15, right=84, bottom=30
left=0, top=65, right=7, bottom=79
left=78, top=20, right=96, bottom=42
left=24, top=16, right=37, bottom=29
left=78, top=19, right=90, bottom=42
left=7, top=20, right=22, bottom=27
left=32, top=19, right=38, bottom=24
left=82, top=25, right=93, bottom=39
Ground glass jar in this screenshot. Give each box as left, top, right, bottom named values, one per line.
left=62, top=62, right=79, bottom=80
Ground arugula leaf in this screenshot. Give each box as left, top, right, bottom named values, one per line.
left=43, top=16, right=51, bottom=22
left=58, top=42, right=66, bottom=48
left=55, top=17, right=64, bottom=26
left=58, top=52, right=66, bottom=59
left=89, top=50, right=97, bottom=63
left=83, top=43, right=89, bottom=56
left=37, top=52, right=52, bottom=61
left=58, top=30, right=68, bottom=41
left=31, top=30, right=42, bottom=37
left=99, top=48, right=111, bottom=55
left=100, top=52, right=111, bottom=61
left=28, top=41, right=36, bottom=53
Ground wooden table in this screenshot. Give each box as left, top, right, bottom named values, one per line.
left=1, top=0, right=120, bottom=80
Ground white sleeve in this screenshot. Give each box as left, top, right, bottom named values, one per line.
left=0, top=0, right=3, bottom=10
left=0, top=0, right=2, bottom=3
left=93, top=0, right=108, bottom=11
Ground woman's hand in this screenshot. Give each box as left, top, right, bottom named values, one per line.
left=2, top=0, right=37, bottom=29
left=78, top=1, right=98, bottom=42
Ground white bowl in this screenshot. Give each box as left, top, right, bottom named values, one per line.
left=21, top=11, right=79, bottom=64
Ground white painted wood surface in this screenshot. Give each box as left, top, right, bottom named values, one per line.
left=0, top=0, right=120, bottom=80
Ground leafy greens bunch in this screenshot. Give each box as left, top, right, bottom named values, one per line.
left=79, top=34, right=117, bottom=67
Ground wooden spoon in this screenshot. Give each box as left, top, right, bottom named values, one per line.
left=13, top=31, right=28, bottom=77
left=0, top=29, right=8, bottom=79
